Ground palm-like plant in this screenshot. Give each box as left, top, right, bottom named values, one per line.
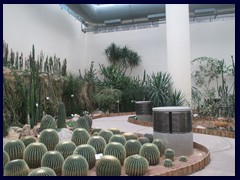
left=169, top=90, right=186, bottom=106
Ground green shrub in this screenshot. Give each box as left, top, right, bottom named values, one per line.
left=123, top=132, right=138, bottom=140
left=41, top=151, right=64, bottom=176
left=83, top=115, right=92, bottom=129
left=75, top=117, right=90, bottom=132
left=71, top=128, right=90, bottom=146
left=108, top=128, right=121, bottom=134
left=3, top=151, right=10, bottom=170
left=96, top=155, right=121, bottom=176
left=163, top=159, right=173, bottom=167
left=179, top=156, right=188, bottom=162
left=124, top=139, right=142, bottom=157
left=4, top=159, right=29, bottom=176
left=124, top=154, right=149, bottom=176
left=40, top=115, right=57, bottom=130
left=62, top=155, right=89, bottom=176
left=153, top=138, right=164, bottom=156
left=164, top=149, right=175, bottom=162
left=103, top=142, right=126, bottom=165
left=28, top=167, right=56, bottom=176
left=109, top=134, right=126, bottom=145
left=137, top=137, right=150, bottom=145
left=143, top=133, right=153, bottom=143
left=73, top=144, right=96, bottom=169
left=55, top=141, right=76, bottom=159
left=98, top=129, right=113, bottom=143
left=38, top=129, right=59, bottom=150
left=87, top=136, right=106, bottom=154
left=57, top=102, right=67, bottom=128
left=4, top=140, right=25, bottom=160
left=23, top=142, right=47, bottom=168
left=139, top=143, right=160, bottom=165
left=20, top=136, right=36, bottom=147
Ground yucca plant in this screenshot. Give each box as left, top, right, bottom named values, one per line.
left=169, top=89, right=186, bottom=106
left=54, top=141, right=76, bottom=159
left=4, top=159, right=30, bottom=176
left=4, top=140, right=25, bottom=160
left=96, top=155, right=121, bottom=176
left=28, top=167, right=57, bottom=176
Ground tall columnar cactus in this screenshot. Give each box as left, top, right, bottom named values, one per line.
left=137, top=137, right=150, bottom=145
left=163, top=159, right=173, bottom=167
left=38, top=129, right=59, bottom=150
left=4, top=140, right=25, bottom=160
left=123, top=132, right=138, bottom=141
left=124, top=155, right=149, bottom=176
left=91, top=127, right=102, bottom=135
left=57, top=102, right=67, bottom=128
left=108, top=128, right=121, bottom=134
left=41, top=151, right=64, bottom=176
left=96, top=155, right=121, bottom=176
left=40, top=115, right=57, bottom=130
left=55, top=141, right=76, bottom=159
left=98, top=129, right=113, bottom=143
left=179, top=156, right=188, bottom=162
left=124, top=140, right=142, bottom=157
left=164, top=149, right=175, bottom=162
left=4, top=159, right=30, bottom=176
left=73, top=144, right=96, bottom=169
left=3, top=151, right=10, bottom=170
left=109, top=134, right=126, bottom=145
left=20, top=136, right=36, bottom=147
left=23, top=142, right=47, bottom=168
left=75, top=117, right=90, bottom=132
left=139, top=143, right=160, bottom=165
left=83, top=115, right=92, bottom=129
left=87, top=136, right=106, bottom=154
left=143, top=133, right=153, bottom=143
left=71, top=128, right=90, bottom=146
left=62, top=155, right=89, bottom=176
left=153, top=138, right=164, bottom=156
left=103, top=142, right=126, bottom=165
left=28, top=167, right=57, bottom=176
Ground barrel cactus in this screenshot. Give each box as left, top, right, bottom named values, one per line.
left=75, top=117, right=90, bottom=132
left=20, top=136, right=36, bottom=147
left=3, top=151, right=10, bottom=169
left=39, top=129, right=59, bottom=151
left=62, top=155, right=89, bottom=176
left=55, top=141, right=76, bottom=159
left=41, top=151, right=64, bottom=176
left=96, top=155, right=121, bottom=176
left=4, top=159, right=30, bottom=176
left=87, top=136, right=106, bottom=154
left=4, top=140, right=25, bottom=160
left=3, top=119, right=8, bottom=137
left=83, top=115, right=92, bottom=129
left=23, top=142, right=47, bottom=168
left=40, top=115, right=57, bottom=130
left=108, top=128, right=121, bottom=134
left=164, top=149, right=175, bottom=162
left=98, top=129, right=113, bottom=143
left=109, top=134, right=126, bottom=145
left=91, top=127, right=102, bottom=134
left=179, top=156, right=188, bottom=162
left=29, top=167, right=56, bottom=176
left=103, top=142, right=126, bottom=165
left=153, top=138, right=164, bottom=156
left=73, top=144, right=96, bottom=169
left=143, top=133, right=153, bottom=143
left=137, top=137, right=150, bottom=145
left=123, top=132, right=138, bottom=140
left=57, top=102, right=67, bottom=128
left=163, top=159, right=173, bottom=167
left=92, top=132, right=99, bottom=136
left=139, top=143, right=160, bottom=165
left=124, top=155, right=149, bottom=176
left=124, top=139, right=142, bottom=157
left=71, top=128, right=90, bottom=146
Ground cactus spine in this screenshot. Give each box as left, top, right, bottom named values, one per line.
left=103, top=142, right=126, bottom=165
left=98, top=129, right=113, bottom=143
left=109, top=134, right=126, bottom=145
left=4, top=140, right=25, bottom=160
left=124, top=140, right=142, bottom=157
left=40, top=115, right=57, bottom=130
left=55, top=141, right=76, bottom=159
left=4, top=159, right=30, bottom=176
left=20, top=136, right=36, bottom=147
left=87, top=136, right=106, bottom=154
left=139, top=143, right=160, bottom=165
left=124, top=155, right=149, bottom=176
left=38, top=129, right=59, bottom=150
left=164, top=149, right=175, bottom=162
left=57, top=102, right=67, bottom=128
left=29, top=167, right=57, bottom=176
left=71, top=128, right=90, bottom=146
left=96, top=155, right=121, bottom=176
left=163, top=159, right=173, bottom=167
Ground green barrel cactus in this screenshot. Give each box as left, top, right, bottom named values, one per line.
left=143, top=133, right=153, bottom=143
left=87, top=136, right=106, bottom=154
left=3, top=151, right=10, bottom=169
left=153, top=138, right=164, bottom=156
left=164, top=149, right=175, bottom=162
left=4, top=159, right=30, bottom=176
left=98, top=129, right=113, bottom=143
left=28, top=167, right=56, bottom=176
left=123, top=132, right=138, bottom=140
left=163, top=159, right=173, bottom=167
left=137, top=137, right=150, bottom=145
left=75, top=117, right=90, bottom=132
left=55, top=141, right=76, bottom=159
left=20, top=136, right=36, bottom=147
left=23, top=142, right=47, bottom=168
left=103, top=142, right=126, bottom=165
left=91, top=127, right=102, bottom=134
left=179, top=156, right=188, bottom=162
left=41, top=151, right=64, bottom=176
left=108, top=128, right=121, bottom=134
left=4, top=140, right=25, bottom=160
left=96, top=155, right=121, bottom=176
left=57, top=102, right=67, bottom=128
left=40, top=115, right=57, bottom=130
left=38, top=129, right=59, bottom=151
left=83, top=115, right=92, bottom=129
left=139, top=143, right=160, bottom=165
left=71, top=128, right=90, bottom=146
left=92, top=132, right=99, bottom=136
left=109, top=134, right=126, bottom=145
left=124, top=139, right=142, bottom=157
left=73, top=144, right=96, bottom=169
left=62, top=155, right=89, bottom=176
left=124, top=154, right=149, bottom=176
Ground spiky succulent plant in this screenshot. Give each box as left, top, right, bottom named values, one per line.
left=179, top=156, right=188, bottom=162
left=163, top=159, right=173, bottom=167
left=71, top=128, right=90, bottom=146
left=152, top=138, right=164, bottom=156
left=164, top=148, right=175, bottom=162
left=54, top=141, right=76, bottom=159
left=143, top=133, right=153, bottom=143
left=3, top=151, right=10, bottom=170
left=124, top=139, right=142, bottom=157
left=103, top=142, right=126, bottom=165
left=108, top=128, right=121, bottom=134
left=98, top=129, right=113, bottom=143
left=4, top=140, right=25, bottom=160
left=38, top=129, right=59, bottom=151
left=87, top=136, right=106, bottom=154
left=137, top=137, right=150, bottom=145
left=83, top=115, right=92, bottom=129
left=91, top=127, right=102, bottom=134
left=74, top=117, right=90, bottom=132
left=40, top=115, right=57, bottom=130
left=57, top=102, right=67, bottom=128
left=4, top=159, right=30, bottom=176
left=139, top=143, right=160, bottom=165
left=109, top=134, right=126, bottom=145
left=28, top=167, right=57, bottom=176
left=20, top=136, right=36, bottom=147
left=123, top=132, right=138, bottom=140
left=96, top=155, right=121, bottom=176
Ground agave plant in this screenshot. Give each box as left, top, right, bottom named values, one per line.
left=169, top=89, right=186, bottom=106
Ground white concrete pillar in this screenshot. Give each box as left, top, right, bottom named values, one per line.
left=166, top=4, right=191, bottom=105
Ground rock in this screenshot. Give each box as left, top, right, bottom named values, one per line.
left=10, top=126, right=22, bottom=133
left=196, top=125, right=206, bottom=129
left=19, top=124, right=35, bottom=139
left=57, top=128, right=73, bottom=142
left=219, top=127, right=226, bottom=131
left=33, top=123, right=41, bottom=137
left=72, top=114, right=80, bottom=121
